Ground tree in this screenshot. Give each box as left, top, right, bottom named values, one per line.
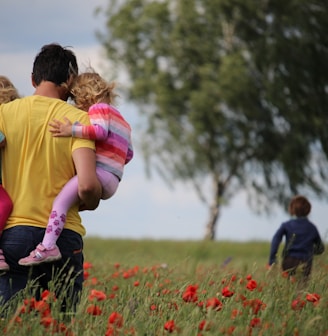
left=97, top=0, right=328, bottom=240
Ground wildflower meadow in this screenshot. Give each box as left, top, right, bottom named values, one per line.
left=0, top=239, right=327, bottom=335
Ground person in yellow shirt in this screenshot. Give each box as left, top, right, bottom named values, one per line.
left=0, top=43, right=102, bottom=313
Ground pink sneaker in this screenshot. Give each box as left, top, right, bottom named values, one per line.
left=0, top=249, right=9, bottom=271
left=18, top=244, right=62, bottom=266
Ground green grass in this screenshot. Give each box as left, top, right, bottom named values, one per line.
left=0, top=239, right=327, bottom=335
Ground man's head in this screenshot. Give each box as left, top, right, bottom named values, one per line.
left=32, top=43, right=78, bottom=93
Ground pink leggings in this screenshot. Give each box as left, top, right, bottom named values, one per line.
left=42, top=168, right=119, bottom=249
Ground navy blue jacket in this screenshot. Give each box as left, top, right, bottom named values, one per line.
left=269, top=217, right=324, bottom=265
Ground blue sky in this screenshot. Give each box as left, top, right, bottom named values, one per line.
left=0, top=0, right=327, bottom=242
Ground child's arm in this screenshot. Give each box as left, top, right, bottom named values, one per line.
left=49, top=117, right=107, bottom=140
left=313, top=237, right=325, bottom=255
left=49, top=104, right=110, bottom=140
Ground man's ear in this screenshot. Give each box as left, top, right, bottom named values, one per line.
left=31, top=73, right=37, bottom=88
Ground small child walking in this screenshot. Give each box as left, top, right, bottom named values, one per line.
left=0, top=76, right=20, bottom=270
left=268, top=195, right=325, bottom=279
left=19, top=70, right=134, bottom=266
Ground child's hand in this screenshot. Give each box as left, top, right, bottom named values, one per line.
left=49, top=117, right=73, bottom=137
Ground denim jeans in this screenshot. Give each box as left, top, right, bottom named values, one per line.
left=0, top=226, right=84, bottom=312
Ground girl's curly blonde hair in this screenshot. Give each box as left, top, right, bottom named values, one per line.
left=70, top=70, right=118, bottom=111
left=0, top=76, right=20, bottom=103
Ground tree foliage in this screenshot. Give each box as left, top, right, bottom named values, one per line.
left=98, top=0, right=328, bottom=239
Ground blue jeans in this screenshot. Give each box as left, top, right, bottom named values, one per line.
left=0, top=226, right=84, bottom=312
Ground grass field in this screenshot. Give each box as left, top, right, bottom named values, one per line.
left=1, top=239, right=327, bottom=335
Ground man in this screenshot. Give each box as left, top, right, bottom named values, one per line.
left=0, top=43, right=102, bottom=312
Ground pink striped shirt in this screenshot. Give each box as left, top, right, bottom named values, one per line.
left=72, top=103, right=133, bottom=180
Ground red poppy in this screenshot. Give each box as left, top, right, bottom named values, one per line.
left=250, top=317, right=261, bottom=328
left=83, top=261, right=93, bottom=270
left=230, top=274, right=237, bottom=282
left=86, top=304, right=102, bottom=316
left=249, top=298, right=266, bottom=315
left=182, top=285, right=198, bottom=303
left=199, top=320, right=212, bottom=331
left=88, top=289, right=107, bottom=301
left=108, top=312, right=123, bottom=328
left=108, top=293, right=116, bottom=299
left=291, top=299, right=306, bottom=311
left=246, top=279, right=257, bottom=291
left=41, top=290, right=56, bottom=302
left=35, top=300, right=51, bottom=317
left=306, top=293, right=320, bottom=303
left=105, top=326, right=115, bottom=336
left=83, top=271, right=90, bottom=280
left=164, top=320, right=176, bottom=333
left=40, top=316, right=57, bottom=329
left=90, top=277, right=98, bottom=285
left=222, top=286, right=234, bottom=297
left=206, top=297, right=223, bottom=311
left=231, top=308, right=242, bottom=319
left=150, top=304, right=157, bottom=311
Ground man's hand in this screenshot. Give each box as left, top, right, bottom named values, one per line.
left=49, top=117, right=73, bottom=137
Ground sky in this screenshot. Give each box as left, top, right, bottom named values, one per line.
left=0, top=0, right=327, bottom=243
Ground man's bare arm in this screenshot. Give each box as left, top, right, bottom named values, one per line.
left=72, top=148, right=102, bottom=210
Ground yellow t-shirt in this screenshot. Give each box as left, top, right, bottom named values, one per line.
left=0, top=95, right=95, bottom=236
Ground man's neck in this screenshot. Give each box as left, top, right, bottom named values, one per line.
left=33, top=81, right=67, bottom=100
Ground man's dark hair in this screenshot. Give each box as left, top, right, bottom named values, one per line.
left=32, top=43, right=78, bottom=86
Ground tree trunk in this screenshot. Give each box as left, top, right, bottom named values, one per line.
left=204, top=179, right=224, bottom=240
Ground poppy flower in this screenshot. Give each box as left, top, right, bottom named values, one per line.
left=206, top=297, right=223, bottom=311
left=35, top=300, right=51, bottom=317
left=248, top=298, right=266, bottom=315
left=182, top=285, right=198, bottom=303
left=83, top=261, right=93, bottom=270
left=250, top=317, right=261, bottom=328
left=40, top=316, right=57, bottom=329
left=291, top=299, right=306, bottom=311
left=108, top=312, right=123, bottom=328
left=246, top=279, right=257, bottom=291
left=41, top=290, right=56, bottom=302
left=199, top=320, right=212, bottom=331
left=86, top=304, right=102, bottom=316
left=222, top=286, right=234, bottom=297
left=84, top=271, right=90, bottom=280
left=88, top=289, right=107, bottom=301
left=306, top=293, right=320, bottom=303
left=231, top=309, right=242, bottom=319
left=164, top=320, right=176, bottom=333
